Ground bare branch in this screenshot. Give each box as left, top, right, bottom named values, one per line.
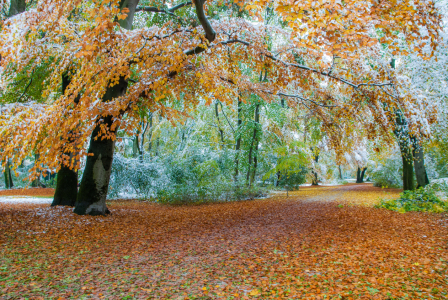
left=18, top=71, right=34, bottom=102
left=168, top=1, right=192, bottom=12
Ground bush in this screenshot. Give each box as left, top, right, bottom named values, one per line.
left=375, top=188, right=448, bottom=213
left=371, top=158, right=403, bottom=188
left=425, top=178, right=448, bottom=200
left=108, top=151, right=267, bottom=204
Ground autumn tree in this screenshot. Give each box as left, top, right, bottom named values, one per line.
left=0, top=0, right=442, bottom=214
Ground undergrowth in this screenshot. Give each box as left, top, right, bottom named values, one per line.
left=376, top=187, right=448, bottom=213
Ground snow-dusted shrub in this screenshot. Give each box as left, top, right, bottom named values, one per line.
left=371, top=157, right=403, bottom=188
left=108, top=150, right=266, bottom=203
left=425, top=178, right=448, bottom=200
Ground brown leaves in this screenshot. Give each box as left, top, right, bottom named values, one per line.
left=1, top=184, right=447, bottom=298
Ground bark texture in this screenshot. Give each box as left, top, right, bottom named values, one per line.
left=412, top=138, right=429, bottom=188
left=52, top=166, right=78, bottom=206
left=8, top=0, right=26, bottom=17
left=74, top=78, right=128, bottom=215
left=400, top=147, right=415, bottom=191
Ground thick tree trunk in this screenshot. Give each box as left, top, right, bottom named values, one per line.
left=52, top=73, right=80, bottom=206
left=52, top=165, right=78, bottom=206
left=74, top=0, right=137, bottom=215
left=357, top=167, right=367, bottom=183
left=412, top=137, right=429, bottom=188
left=400, top=147, right=415, bottom=191
left=338, top=165, right=343, bottom=180
left=234, top=97, right=242, bottom=183
left=390, top=60, right=416, bottom=191
left=356, top=167, right=361, bottom=183
left=4, top=159, right=13, bottom=189
left=360, top=167, right=367, bottom=182
left=8, top=0, right=26, bottom=17
left=74, top=78, right=128, bottom=215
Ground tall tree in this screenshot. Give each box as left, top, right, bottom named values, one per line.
left=52, top=73, right=80, bottom=206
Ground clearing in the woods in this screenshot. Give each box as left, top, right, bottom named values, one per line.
left=1, top=184, right=447, bottom=299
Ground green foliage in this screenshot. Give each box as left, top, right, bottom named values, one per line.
left=1, top=60, right=55, bottom=104
left=375, top=188, right=448, bottom=213
left=425, top=178, right=448, bottom=200
left=371, top=157, right=403, bottom=188
left=263, top=141, right=308, bottom=189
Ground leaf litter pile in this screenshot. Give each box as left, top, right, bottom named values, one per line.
left=1, top=184, right=447, bottom=299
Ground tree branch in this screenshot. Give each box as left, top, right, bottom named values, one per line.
left=18, top=71, right=34, bottom=102
left=183, top=0, right=215, bottom=55
left=136, top=1, right=192, bottom=16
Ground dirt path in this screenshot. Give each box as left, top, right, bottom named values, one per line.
left=1, top=184, right=447, bottom=299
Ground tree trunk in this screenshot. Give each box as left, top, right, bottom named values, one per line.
left=8, top=0, right=26, bottom=17
left=215, top=102, right=224, bottom=146
left=3, top=159, right=13, bottom=189
left=52, top=164, right=78, bottom=206
left=311, top=150, right=319, bottom=186
left=338, top=165, right=343, bottom=180
left=74, top=78, right=128, bottom=215
left=234, top=96, right=242, bottom=183
left=394, top=110, right=415, bottom=191
left=147, top=113, right=153, bottom=153
left=412, top=137, right=429, bottom=188
left=31, top=154, right=43, bottom=187
left=357, top=167, right=367, bottom=183
left=74, top=0, right=137, bottom=215
left=52, top=73, right=80, bottom=206
left=250, top=104, right=260, bottom=186
left=356, top=167, right=361, bottom=183
left=360, top=167, right=367, bottom=182
left=133, top=133, right=140, bottom=158
left=400, top=146, right=415, bottom=191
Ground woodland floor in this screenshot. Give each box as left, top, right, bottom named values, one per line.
left=0, top=184, right=447, bottom=299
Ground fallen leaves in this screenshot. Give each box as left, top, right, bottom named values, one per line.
left=0, top=187, right=55, bottom=197
left=0, top=184, right=447, bottom=299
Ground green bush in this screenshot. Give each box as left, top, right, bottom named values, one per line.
left=425, top=178, right=448, bottom=200
left=375, top=188, right=448, bottom=213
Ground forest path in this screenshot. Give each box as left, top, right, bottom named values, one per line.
left=272, top=183, right=402, bottom=206
left=1, top=184, right=447, bottom=299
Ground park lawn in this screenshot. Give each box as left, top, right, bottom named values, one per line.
left=0, top=184, right=447, bottom=299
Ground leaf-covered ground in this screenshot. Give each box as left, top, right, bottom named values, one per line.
left=1, top=184, right=447, bottom=299
left=0, top=188, right=55, bottom=197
